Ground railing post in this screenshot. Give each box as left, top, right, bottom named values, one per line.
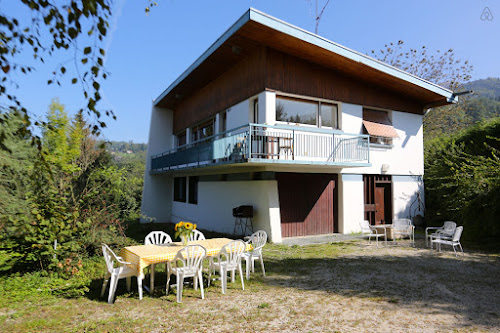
left=248, top=124, right=252, bottom=160
left=332, top=132, right=336, bottom=162
left=292, top=129, right=295, bottom=160
left=367, top=137, right=370, bottom=163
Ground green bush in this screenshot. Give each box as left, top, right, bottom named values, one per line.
left=424, top=117, right=500, bottom=241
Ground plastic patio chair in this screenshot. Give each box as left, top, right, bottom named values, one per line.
left=431, top=226, right=464, bottom=257
left=187, top=229, right=206, bottom=242
left=166, top=245, right=207, bottom=303
left=392, top=219, right=415, bottom=246
left=359, top=220, right=384, bottom=247
left=145, top=231, right=172, bottom=245
left=101, top=244, right=142, bottom=304
left=242, top=230, right=267, bottom=280
left=426, top=221, right=456, bottom=248
left=208, top=240, right=246, bottom=294
left=144, top=231, right=172, bottom=293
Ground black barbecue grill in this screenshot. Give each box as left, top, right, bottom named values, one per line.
left=233, top=205, right=254, bottom=236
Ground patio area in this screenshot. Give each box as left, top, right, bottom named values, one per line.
left=1, top=238, right=499, bottom=332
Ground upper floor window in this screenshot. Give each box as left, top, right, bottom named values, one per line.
left=276, top=96, right=338, bottom=129
left=176, top=131, right=186, bottom=147
left=219, top=110, right=227, bottom=133
left=362, top=108, right=399, bottom=146
left=191, top=119, right=214, bottom=142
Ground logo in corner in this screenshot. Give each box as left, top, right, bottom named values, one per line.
left=481, top=7, right=493, bottom=21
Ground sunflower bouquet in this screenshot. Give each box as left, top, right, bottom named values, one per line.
left=174, top=221, right=197, bottom=245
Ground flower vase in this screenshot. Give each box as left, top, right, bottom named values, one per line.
left=181, top=235, right=188, bottom=246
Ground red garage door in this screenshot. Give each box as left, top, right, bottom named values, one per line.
left=277, top=173, right=338, bottom=237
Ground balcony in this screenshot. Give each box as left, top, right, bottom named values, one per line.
left=151, top=124, right=371, bottom=173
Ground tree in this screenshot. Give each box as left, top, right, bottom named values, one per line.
left=0, top=100, right=135, bottom=272
left=370, top=41, right=473, bottom=139
left=0, top=111, right=33, bottom=219
left=0, top=0, right=114, bottom=149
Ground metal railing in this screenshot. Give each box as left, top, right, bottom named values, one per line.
left=151, top=123, right=370, bottom=172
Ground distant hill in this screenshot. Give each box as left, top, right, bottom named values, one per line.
left=104, top=141, right=147, bottom=168
left=462, top=77, right=500, bottom=123
left=465, top=77, right=500, bottom=100
left=106, top=141, right=147, bottom=154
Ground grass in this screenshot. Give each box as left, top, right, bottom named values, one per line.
left=0, top=234, right=499, bottom=332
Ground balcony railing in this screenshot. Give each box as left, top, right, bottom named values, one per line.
left=151, top=123, right=370, bottom=173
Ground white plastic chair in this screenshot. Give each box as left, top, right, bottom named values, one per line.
left=187, top=229, right=206, bottom=242
left=144, top=231, right=172, bottom=294
left=145, top=231, right=172, bottom=245
left=209, top=240, right=246, bottom=294
left=359, top=220, right=384, bottom=247
left=431, top=226, right=464, bottom=257
left=166, top=245, right=207, bottom=303
left=426, top=221, right=456, bottom=248
left=242, top=230, right=267, bottom=280
left=100, top=244, right=142, bottom=304
left=392, top=219, right=415, bottom=245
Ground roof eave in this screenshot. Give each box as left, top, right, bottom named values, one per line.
left=153, top=9, right=252, bottom=107
left=154, top=8, right=455, bottom=107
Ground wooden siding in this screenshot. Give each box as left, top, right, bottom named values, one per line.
left=277, top=173, right=338, bottom=237
left=173, top=47, right=266, bottom=133
left=170, top=46, right=424, bottom=134
left=265, top=48, right=423, bottom=114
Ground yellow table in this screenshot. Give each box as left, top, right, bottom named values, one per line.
left=119, top=238, right=251, bottom=297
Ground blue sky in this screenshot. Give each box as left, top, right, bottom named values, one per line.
left=4, top=0, right=500, bottom=143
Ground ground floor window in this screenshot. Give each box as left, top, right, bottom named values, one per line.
left=188, top=176, right=198, bottom=204
left=173, top=177, right=187, bottom=202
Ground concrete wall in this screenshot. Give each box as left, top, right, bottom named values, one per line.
left=171, top=179, right=282, bottom=243
left=226, top=98, right=251, bottom=130
left=261, top=90, right=276, bottom=124
left=393, top=175, right=425, bottom=220
left=341, top=103, right=424, bottom=176
left=140, top=105, right=174, bottom=223
left=338, top=174, right=365, bottom=234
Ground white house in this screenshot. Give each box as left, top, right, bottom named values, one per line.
left=141, top=9, right=457, bottom=243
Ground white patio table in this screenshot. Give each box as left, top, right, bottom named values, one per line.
left=371, top=224, right=393, bottom=246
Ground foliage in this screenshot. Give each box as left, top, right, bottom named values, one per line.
left=424, top=117, right=500, bottom=240
left=0, top=256, right=104, bottom=302
left=0, top=110, right=33, bottom=219
left=370, top=41, right=473, bottom=139
left=0, top=100, right=140, bottom=273
left=461, top=78, right=500, bottom=124
left=465, top=96, right=500, bottom=123
left=465, top=77, right=500, bottom=99
left=0, top=0, right=114, bottom=149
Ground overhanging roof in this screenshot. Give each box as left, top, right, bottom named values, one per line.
left=154, top=8, right=456, bottom=110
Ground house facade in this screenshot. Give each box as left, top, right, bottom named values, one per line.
left=141, top=9, right=456, bottom=243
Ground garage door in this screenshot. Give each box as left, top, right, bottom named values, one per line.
left=277, top=173, right=338, bottom=237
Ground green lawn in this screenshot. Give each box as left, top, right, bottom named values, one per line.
left=1, top=237, right=499, bottom=332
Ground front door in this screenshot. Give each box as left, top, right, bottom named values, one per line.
left=374, top=186, right=385, bottom=224
left=364, top=175, right=392, bottom=225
